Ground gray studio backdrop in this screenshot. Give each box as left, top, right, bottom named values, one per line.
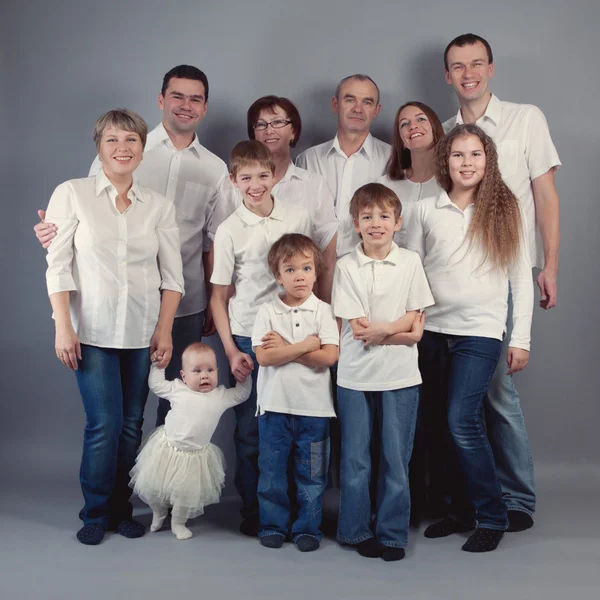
left=2, top=0, right=598, bottom=500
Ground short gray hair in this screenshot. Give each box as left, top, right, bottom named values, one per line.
left=334, top=74, right=381, bottom=104
left=93, top=108, right=148, bottom=150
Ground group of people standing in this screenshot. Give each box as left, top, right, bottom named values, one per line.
left=35, top=32, right=561, bottom=559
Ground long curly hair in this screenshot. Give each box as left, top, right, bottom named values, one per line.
left=385, top=101, right=445, bottom=181
left=435, top=124, right=522, bottom=271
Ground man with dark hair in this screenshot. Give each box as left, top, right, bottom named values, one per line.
left=296, top=74, right=391, bottom=259
left=34, top=65, right=228, bottom=427
left=439, top=33, right=561, bottom=534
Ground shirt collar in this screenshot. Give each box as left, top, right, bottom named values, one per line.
left=147, top=122, right=201, bottom=156
left=273, top=292, right=319, bottom=314
left=279, top=162, right=305, bottom=183
left=95, top=169, right=144, bottom=203
left=436, top=189, right=453, bottom=208
left=329, top=133, right=373, bottom=159
left=235, top=195, right=284, bottom=225
left=354, top=240, right=402, bottom=266
left=456, top=94, right=501, bottom=127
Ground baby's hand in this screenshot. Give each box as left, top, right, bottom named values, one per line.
left=261, top=331, right=288, bottom=350
left=150, top=351, right=160, bottom=363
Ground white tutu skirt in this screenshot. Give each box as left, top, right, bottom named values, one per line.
left=129, top=426, right=226, bottom=521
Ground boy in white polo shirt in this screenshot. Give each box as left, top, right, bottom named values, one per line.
left=210, top=141, right=312, bottom=537
left=252, top=234, right=339, bottom=552
left=333, top=183, right=434, bottom=562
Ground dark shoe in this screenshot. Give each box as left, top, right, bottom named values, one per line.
left=260, top=534, right=284, bottom=549
left=381, top=547, right=406, bottom=562
left=116, top=519, right=145, bottom=538
left=296, top=535, right=320, bottom=552
left=507, top=510, right=534, bottom=532
left=424, top=517, right=473, bottom=539
left=355, top=538, right=385, bottom=558
left=462, top=528, right=504, bottom=552
left=76, top=523, right=105, bottom=546
left=239, top=517, right=259, bottom=537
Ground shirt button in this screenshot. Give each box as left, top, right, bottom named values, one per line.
left=295, top=323, right=300, bottom=327
left=294, top=309, right=298, bottom=313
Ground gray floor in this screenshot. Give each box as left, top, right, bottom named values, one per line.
left=1, top=464, right=599, bottom=600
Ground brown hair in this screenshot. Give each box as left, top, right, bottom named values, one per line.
left=435, top=124, right=522, bottom=270
left=247, top=96, right=302, bottom=148
left=229, top=140, right=276, bottom=178
left=181, top=342, right=216, bottom=366
left=93, top=108, right=148, bottom=150
left=349, top=183, right=402, bottom=222
left=268, top=234, right=323, bottom=278
left=385, top=101, right=444, bottom=181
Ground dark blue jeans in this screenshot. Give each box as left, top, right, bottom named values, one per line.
left=231, top=335, right=259, bottom=520
left=156, top=311, right=205, bottom=426
left=336, top=385, right=419, bottom=548
left=258, top=412, right=330, bottom=541
left=74, top=344, right=150, bottom=527
left=419, top=331, right=507, bottom=530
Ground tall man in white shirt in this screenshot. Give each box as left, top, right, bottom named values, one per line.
left=442, top=34, right=562, bottom=532
left=34, top=65, right=228, bottom=427
left=296, top=74, right=391, bottom=259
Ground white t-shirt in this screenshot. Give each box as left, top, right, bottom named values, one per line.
left=444, top=95, right=561, bottom=268
left=296, top=133, right=391, bottom=258
left=333, top=242, right=434, bottom=391
left=210, top=197, right=313, bottom=337
left=45, top=170, right=184, bottom=349
left=209, top=163, right=338, bottom=252
left=251, top=294, right=338, bottom=417
left=90, top=123, right=228, bottom=317
left=148, top=364, right=251, bottom=450
left=377, top=175, right=442, bottom=249
left=406, top=191, right=533, bottom=350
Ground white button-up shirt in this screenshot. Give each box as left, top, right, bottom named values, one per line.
left=377, top=175, right=442, bottom=249
left=45, top=170, right=184, bottom=349
left=406, top=191, right=533, bottom=350
left=149, top=364, right=251, bottom=450
left=296, top=133, right=391, bottom=258
left=333, top=243, right=434, bottom=392
left=252, top=293, right=338, bottom=417
left=209, top=162, right=338, bottom=251
left=210, top=198, right=313, bottom=337
left=90, top=123, right=227, bottom=317
left=444, top=95, right=561, bottom=268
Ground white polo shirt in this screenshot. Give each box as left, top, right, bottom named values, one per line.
left=444, top=95, right=561, bottom=268
left=333, top=243, right=434, bottom=392
left=90, top=123, right=228, bottom=317
left=251, top=294, right=338, bottom=417
left=377, top=175, right=442, bottom=249
left=296, top=133, right=391, bottom=258
left=210, top=197, right=312, bottom=337
left=45, top=171, right=184, bottom=349
left=209, top=163, right=338, bottom=252
left=406, top=191, right=533, bottom=350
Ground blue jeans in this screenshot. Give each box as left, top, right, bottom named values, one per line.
left=156, top=311, right=205, bottom=427
left=419, top=331, right=507, bottom=530
left=336, top=385, right=419, bottom=548
left=75, top=344, right=150, bottom=527
left=258, top=412, right=330, bottom=541
left=231, top=335, right=259, bottom=520
left=485, top=338, right=536, bottom=515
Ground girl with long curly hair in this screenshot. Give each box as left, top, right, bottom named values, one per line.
left=407, top=124, right=534, bottom=553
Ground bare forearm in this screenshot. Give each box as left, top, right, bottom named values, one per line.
left=294, top=345, right=338, bottom=367
left=156, top=290, right=181, bottom=333
left=256, top=341, right=312, bottom=367
left=49, top=291, right=73, bottom=328
left=533, top=172, right=560, bottom=271
left=210, top=291, right=237, bottom=358
left=383, top=331, right=420, bottom=346
left=388, top=311, right=418, bottom=335
left=317, top=238, right=336, bottom=304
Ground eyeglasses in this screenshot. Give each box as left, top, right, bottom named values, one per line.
left=253, top=118, right=292, bottom=131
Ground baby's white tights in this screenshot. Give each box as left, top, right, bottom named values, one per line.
left=149, top=503, right=192, bottom=540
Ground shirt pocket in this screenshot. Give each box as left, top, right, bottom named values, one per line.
left=496, top=140, right=520, bottom=178
left=176, top=181, right=210, bottom=224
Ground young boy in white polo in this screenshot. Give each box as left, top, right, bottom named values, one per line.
left=251, top=234, right=339, bottom=552
left=210, top=141, right=313, bottom=537
left=333, top=182, right=434, bottom=562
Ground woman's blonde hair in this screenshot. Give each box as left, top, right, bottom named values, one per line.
left=435, top=124, right=522, bottom=270
left=93, top=108, right=148, bottom=150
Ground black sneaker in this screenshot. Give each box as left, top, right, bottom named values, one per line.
left=76, top=523, right=105, bottom=546
left=115, top=519, right=146, bottom=538
left=296, top=535, right=320, bottom=552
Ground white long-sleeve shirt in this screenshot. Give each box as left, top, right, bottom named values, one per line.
left=45, top=170, right=184, bottom=349
left=149, top=364, right=251, bottom=450
left=90, top=123, right=228, bottom=317
left=406, top=191, right=533, bottom=350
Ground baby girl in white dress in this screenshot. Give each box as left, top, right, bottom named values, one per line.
left=130, top=342, right=251, bottom=539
